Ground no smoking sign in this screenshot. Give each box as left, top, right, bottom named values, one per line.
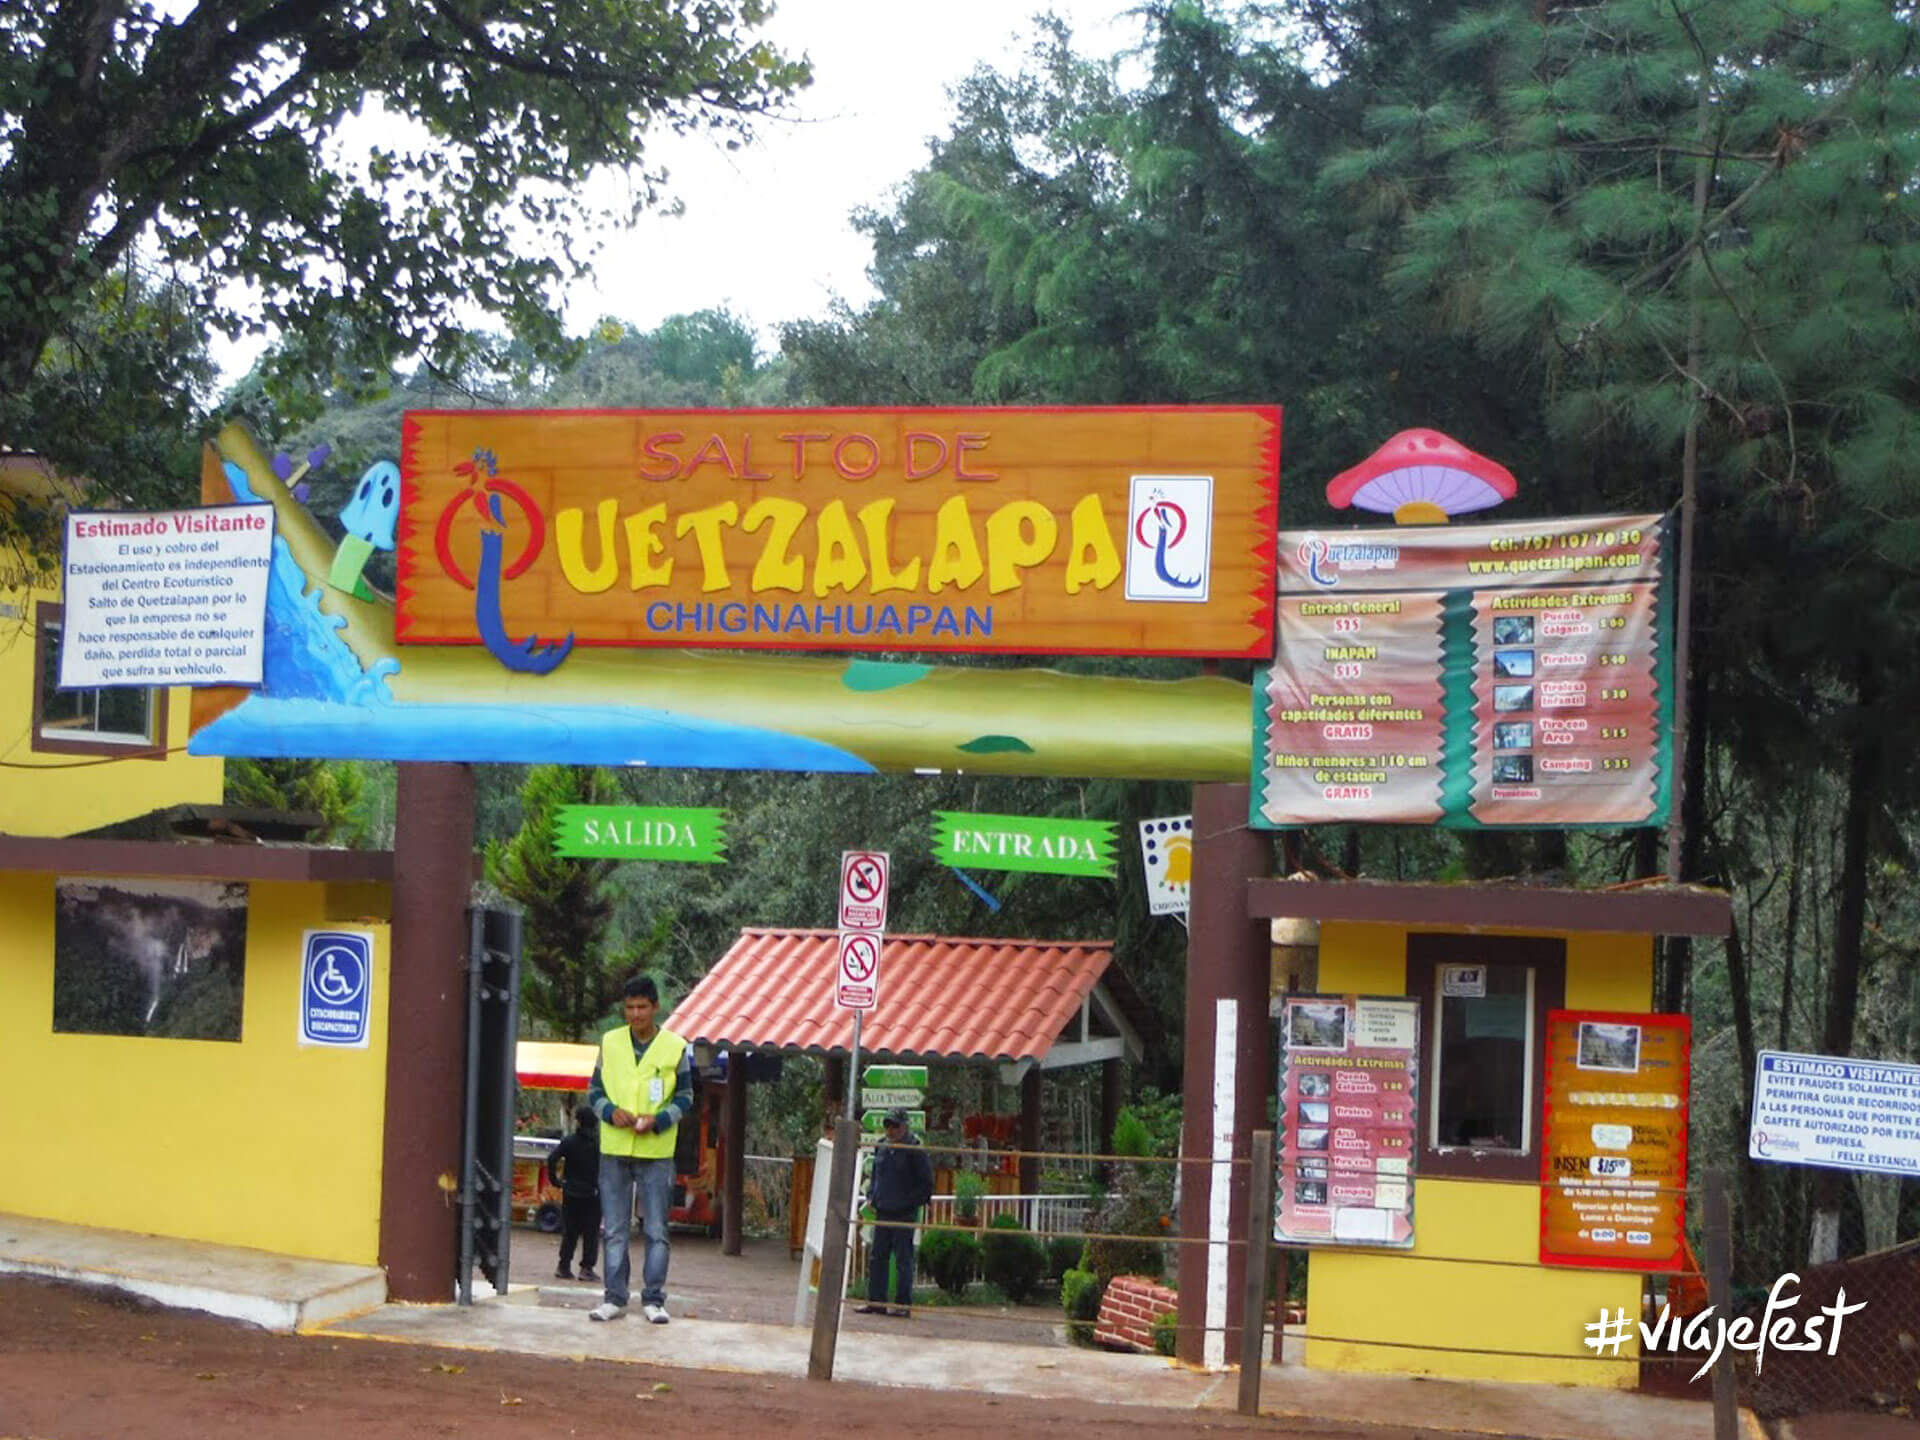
left=836, top=930, right=881, bottom=1011
left=839, top=850, right=890, bottom=931
left=836, top=850, right=889, bottom=1012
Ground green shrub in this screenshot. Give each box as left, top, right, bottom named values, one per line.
left=1084, top=1101, right=1176, bottom=1283
left=1060, top=1267, right=1103, bottom=1345
left=979, top=1214, right=1047, bottom=1303
left=1111, top=1106, right=1154, bottom=1157
left=1152, top=1310, right=1179, bottom=1357
left=1045, top=1234, right=1082, bottom=1281
left=918, top=1226, right=978, bottom=1298
left=954, top=1170, right=986, bottom=1224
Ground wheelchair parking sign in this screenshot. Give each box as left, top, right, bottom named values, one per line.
left=300, top=929, right=373, bottom=1047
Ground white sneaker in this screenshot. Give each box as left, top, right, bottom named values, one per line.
left=641, top=1303, right=669, bottom=1325
left=588, top=1302, right=626, bottom=1322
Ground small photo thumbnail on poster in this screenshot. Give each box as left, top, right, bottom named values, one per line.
left=1296, top=1158, right=1328, bottom=1180
left=1288, top=1001, right=1349, bottom=1051
left=1493, top=648, right=1535, bottom=679
left=1298, top=1100, right=1330, bottom=1125
left=1493, top=684, right=1535, bottom=713
left=1493, top=616, right=1535, bottom=646
left=1297, top=1127, right=1330, bottom=1152
left=1295, top=1180, right=1328, bottom=1207
left=1577, top=1021, right=1643, bottom=1072
left=1298, top=1071, right=1331, bottom=1098
left=1493, top=721, right=1532, bottom=751
left=1493, top=754, right=1534, bottom=784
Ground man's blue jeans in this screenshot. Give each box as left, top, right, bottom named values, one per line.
left=599, top=1153, right=673, bottom=1308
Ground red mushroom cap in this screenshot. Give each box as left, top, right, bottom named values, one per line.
left=1325, top=429, right=1518, bottom=515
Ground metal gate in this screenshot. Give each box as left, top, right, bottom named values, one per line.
left=459, top=905, right=521, bottom=1304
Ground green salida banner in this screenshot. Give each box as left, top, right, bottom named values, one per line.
left=931, top=811, right=1118, bottom=877
left=553, top=805, right=728, bottom=862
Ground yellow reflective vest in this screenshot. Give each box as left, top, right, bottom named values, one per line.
left=598, top=1025, right=687, bottom=1160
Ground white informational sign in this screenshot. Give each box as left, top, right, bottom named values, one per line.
left=860, top=1087, right=924, bottom=1111
left=1750, top=1049, right=1920, bottom=1177
left=838, top=850, right=890, bottom=932
left=1138, top=815, right=1193, bottom=917
left=1441, top=964, right=1486, bottom=998
left=835, top=929, right=881, bottom=1012
left=61, top=505, right=275, bottom=688
left=298, top=929, right=374, bottom=1048
left=1124, top=475, right=1214, bottom=603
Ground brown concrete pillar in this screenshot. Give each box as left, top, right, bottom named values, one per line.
left=1018, top=1068, right=1042, bottom=1197
left=379, top=762, right=476, bottom=1302
left=722, top=1052, right=748, bottom=1256
left=1175, top=782, right=1272, bottom=1366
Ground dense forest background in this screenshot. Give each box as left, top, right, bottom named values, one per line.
left=7, top=0, right=1917, bottom=1284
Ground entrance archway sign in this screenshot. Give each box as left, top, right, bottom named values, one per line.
left=188, top=415, right=1277, bottom=781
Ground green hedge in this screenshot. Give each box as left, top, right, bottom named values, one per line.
left=979, top=1214, right=1046, bottom=1303
left=918, top=1226, right=978, bottom=1298
left=1061, top=1267, right=1103, bottom=1345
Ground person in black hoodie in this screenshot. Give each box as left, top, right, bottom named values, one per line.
left=856, top=1109, right=935, bottom=1317
left=545, top=1106, right=602, bottom=1281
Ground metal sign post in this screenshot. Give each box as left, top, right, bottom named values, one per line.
left=846, top=1011, right=862, bottom=1122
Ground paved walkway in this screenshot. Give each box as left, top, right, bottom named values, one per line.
left=0, top=1211, right=1737, bottom=1439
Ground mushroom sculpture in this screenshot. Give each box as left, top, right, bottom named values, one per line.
left=328, top=460, right=399, bottom=598
left=1325, top=428, right=1517, bottom=524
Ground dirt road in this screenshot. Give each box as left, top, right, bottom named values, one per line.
left=0, top=1275, right=1461, bottom=1440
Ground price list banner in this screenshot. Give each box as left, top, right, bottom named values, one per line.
left=1539, top=1010, right=1689, bottom=1272
left=1274, top=994, right=1419, bottom=1248
left=1252, top=514, right=1673, bottom=829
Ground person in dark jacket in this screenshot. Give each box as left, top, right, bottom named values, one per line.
left=856, top=1108, right=935, bottom=1317
left=545, top=1105, right=602, bottom=1282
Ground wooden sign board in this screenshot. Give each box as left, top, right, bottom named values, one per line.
left=1540, top=1010, right=1689, bottom=1271
left=397, top=407, right=1279, bottom=658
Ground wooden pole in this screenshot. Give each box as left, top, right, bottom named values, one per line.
left=1176, top=782, right=1273, bottom=1368
left=1018, top=1068, right=1042, bottom=1202
left=721, top=1053, right=748, bottom=1256
left=807, top=1118, right=860, bottom=1382
left=1237, top=1130, right=1275, bottom=1416
left=380, top=761, right=474, bottom=1302
left=1097, top=1057, right=1122, bottom=1186
left=1707, top=1170, right=1738, bottom=1440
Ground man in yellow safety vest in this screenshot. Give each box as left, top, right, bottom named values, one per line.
left=585, top=974, right=692, bottom=1324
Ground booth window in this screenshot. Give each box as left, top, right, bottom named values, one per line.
left=1407, top=934, right=1564, bottom=1181
left=31, top=602, right=166, bottom=757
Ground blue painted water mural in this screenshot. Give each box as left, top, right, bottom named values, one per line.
left=195, top=468, right=872, bottom=771
left=194, top=696, right=874, bottom=770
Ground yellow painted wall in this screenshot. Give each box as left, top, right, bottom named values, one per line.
left=1302, top=921, right=1652, bottom=1387
left=0, top=569, right=224, bottom=837
left=0, top=874, right=391, bottom=1264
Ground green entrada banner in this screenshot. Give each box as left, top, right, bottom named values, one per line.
left=553, top=805, right=728, bottom=862
left=1253, top=514, right=1674, bottom=830
left=932, top=811, right=1118, bottom=877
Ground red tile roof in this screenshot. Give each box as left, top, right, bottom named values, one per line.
left=667, top=927, right=1115, bottom=1064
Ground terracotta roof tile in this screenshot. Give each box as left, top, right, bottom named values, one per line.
left=668, top=927, right=1114, bottom=1064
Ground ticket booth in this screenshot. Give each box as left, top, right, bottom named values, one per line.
left=1251, top=878, right=1730, bottom=1387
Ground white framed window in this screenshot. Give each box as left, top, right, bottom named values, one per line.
left=32, top=602, right=163, bottom=755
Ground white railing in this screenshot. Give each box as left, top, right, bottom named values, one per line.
left=922, top=1192, right=1090, bottom=1235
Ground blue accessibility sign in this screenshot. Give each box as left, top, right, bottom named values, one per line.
left=300, top=929, right=373, bottom=1047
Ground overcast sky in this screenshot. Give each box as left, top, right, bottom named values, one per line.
left=560, top=1, right=1136, bottom=346
left=205, top=3, right=1135, bottom=381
